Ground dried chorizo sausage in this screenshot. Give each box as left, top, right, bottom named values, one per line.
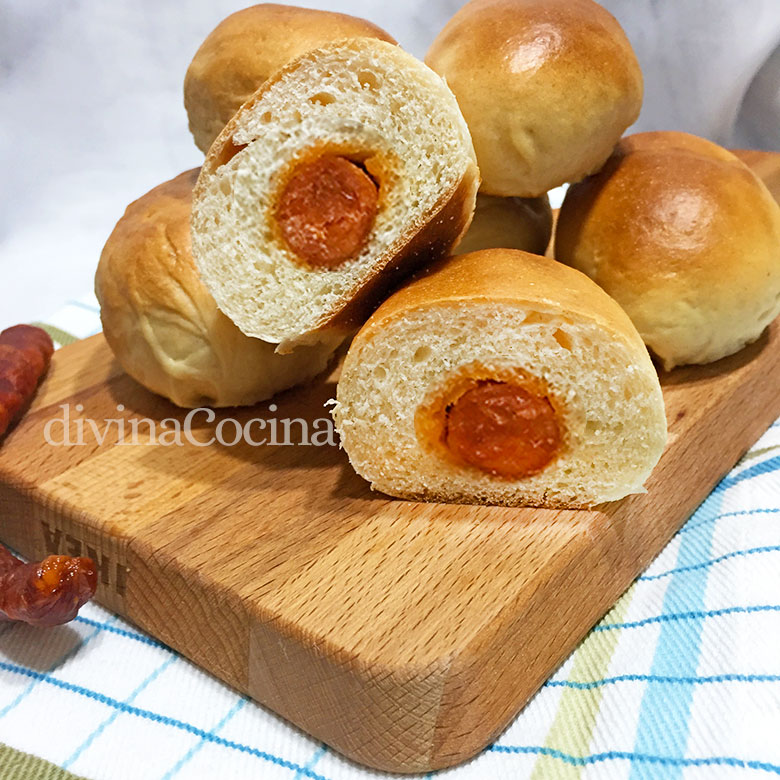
left=0, top=545, right=97, bottom=627
left=276, top=155, right=378, bottom=268
left=445, top=380, right=561, bottom=478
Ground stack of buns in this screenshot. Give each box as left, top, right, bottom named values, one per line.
left=95, top=1, right=780, bottom=509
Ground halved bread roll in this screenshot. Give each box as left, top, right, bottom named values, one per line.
left=191, top=38, right=479, bottom=353
left=455, top=194, right=552, bottom=256
left=184, top=4, right=396, bottom=153
left=96, top=169, right=343, bottom=408
left=333, top=249, right=667, bottom=507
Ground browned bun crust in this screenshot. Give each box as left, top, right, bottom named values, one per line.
left=95, top=170, right=342, bottom=407
left=360, top=249, right=645, bottom=343
left=184, top=4, right=396, bottom=153
left=556, top=132, right=780, bottom=370
left=425, top=0, right=643, bottom=197
left=455, top=194, right=552, bottom=256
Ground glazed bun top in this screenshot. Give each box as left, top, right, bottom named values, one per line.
left=425, top=0, right=643, bottom=197
left=184, top=3, right=396, bottom=153
left=555, top=131, right=780, bottom=370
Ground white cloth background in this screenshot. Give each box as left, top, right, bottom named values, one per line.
left=1, top=0, right=779, bottom=330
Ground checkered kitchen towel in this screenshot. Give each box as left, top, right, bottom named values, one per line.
left=1, top=294, right=780, bottom=780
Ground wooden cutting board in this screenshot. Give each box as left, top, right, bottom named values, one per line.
left=1, top=323, right=780, bottom=773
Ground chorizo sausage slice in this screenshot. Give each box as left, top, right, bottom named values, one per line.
left=276, top=155, right=378, bottom=268
left=445, top=380, right=561, bottom=478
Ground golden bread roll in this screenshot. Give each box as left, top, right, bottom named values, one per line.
left=425, top=0, right=643, bottom=197
left=455, top=194, right=552, bottom=256
left=556, top=132, right=780, bottom=371
left=191, top=38, right=479, bottom=353
left=95, top=169, right=342, bottom=408
left=184, top=4, right=396, bottom=153
left=333, top=249, right=667, bottom=507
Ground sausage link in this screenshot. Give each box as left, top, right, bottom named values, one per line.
left=445, top=380, right=561, bottom=478
left=0, top=325, right=54, bottom=437
left=276, top=155, right=378, bottom=268
left=0, top=325, right=53, bottom=368
left=0, top=545, right=97, bottom=627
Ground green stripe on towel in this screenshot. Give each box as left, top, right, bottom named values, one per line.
left=0, top=744, right=89, bottom=780
left=530, top=584, right=636, bottom=779
left=740, top=444, right=780, bottom=465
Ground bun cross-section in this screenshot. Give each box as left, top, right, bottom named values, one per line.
left=333, top=249, right=667, bottom=507
left=190, top=38, right=479, bottom=353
